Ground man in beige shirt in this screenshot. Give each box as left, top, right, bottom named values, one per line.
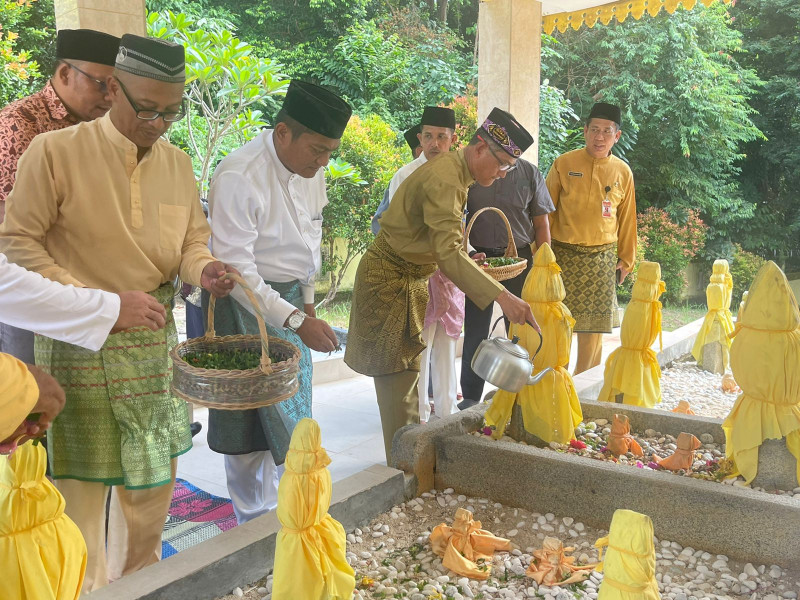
left=0, top=34, right=237, bottom=590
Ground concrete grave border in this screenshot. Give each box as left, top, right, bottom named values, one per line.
left=87, top=464, right=405, bottom=600
left=392, top=317, right=800, bottom=568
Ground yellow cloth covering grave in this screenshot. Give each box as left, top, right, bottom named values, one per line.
left=430, top=507, right=513, bottom=580
left=691, top=260, right=735, bottom=370
left=598, top=262, right=665, bottom=407
left=1, top=441, right=87, bottom=600
left=484, top=243, right=582, bottom=443
left=526, top=536, right=596, bottom=586
left=721, top=262, right=800, bottom=486
left=272, top=418, right=355, bottom=600
left=595, top=509, right=660, bottom=600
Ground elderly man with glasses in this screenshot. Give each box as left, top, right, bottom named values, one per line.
left=545, top=102, right=638, bottom=374
left=0, top=28, right=119, bottom=363
left=0, top=34, right=238, bottom=591
left=345, top=108, right=541, bottom=464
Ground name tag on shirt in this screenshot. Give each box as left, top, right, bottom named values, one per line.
left=602, top=198, right=612, bottom=218
left=568, top=171, right=583, bottom=177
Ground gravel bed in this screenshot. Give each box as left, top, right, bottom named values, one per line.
left=217, top=489, right=800, bottom=600
left=657, top=360, right=737, bottom=420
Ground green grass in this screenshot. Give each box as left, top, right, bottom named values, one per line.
left=315, top=290, right=353, bottom=328
left=317, top=293, right=711, bottom=332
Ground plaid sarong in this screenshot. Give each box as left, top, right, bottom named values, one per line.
left=203, top=280, right=312, bottom=464
left=36, top=284, right=191, bottom=489
left=344, top=232, right=437, bottom=377
left=552, top=240, right=617, bottom=334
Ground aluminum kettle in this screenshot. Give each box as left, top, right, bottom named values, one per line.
left=471, top=317, right=553, bottom=393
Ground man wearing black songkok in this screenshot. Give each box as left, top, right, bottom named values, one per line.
left=204, top=80, right=351, bottom=524
left=0, top=33, right=239, bottom=590
left=0, top=28, right=120, bottom=362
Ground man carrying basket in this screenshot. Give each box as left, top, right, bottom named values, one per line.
left=345, top=108, right=541, bottom=463
left=0, top=35, right=238, bottom=591
left=205, top=81, right=350, bottom=524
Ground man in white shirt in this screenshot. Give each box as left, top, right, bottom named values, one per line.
left=206, top=80, right=351, bottom=524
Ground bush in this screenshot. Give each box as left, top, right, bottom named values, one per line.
left=730, top=244, right=767, bottom=308
left=637, top=208, right=708, bottom=305
left=443, top=86, right=477, bottom=150
left=319, top=114, right=405, bottom=306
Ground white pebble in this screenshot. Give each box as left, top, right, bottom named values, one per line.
left=232, top=588, right=243, bottom=598
left=562, top=517, right=574, bottom=526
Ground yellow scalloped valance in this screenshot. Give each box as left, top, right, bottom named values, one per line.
left=542, top=0, right=731, bottom=35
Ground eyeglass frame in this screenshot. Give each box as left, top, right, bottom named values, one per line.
left=114, top=76, right=186, bottom=123
left=477, top=134, right=517, bottom=172
left=62, top=61, right=108, bottom=94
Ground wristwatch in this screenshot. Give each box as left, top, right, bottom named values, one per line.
left=286, top=310, right=307, bottom=332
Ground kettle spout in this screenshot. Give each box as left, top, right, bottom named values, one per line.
left=527, top=367, right=554, bottom=386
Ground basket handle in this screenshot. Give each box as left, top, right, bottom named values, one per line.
left=206, top=273, right=273, bottom=375
left=463, top=206, right=518, bottom=259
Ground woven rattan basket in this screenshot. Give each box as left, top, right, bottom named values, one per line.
left=170, top=273, right=301, bottom=410
left=464, top=206, right=527, bottom=282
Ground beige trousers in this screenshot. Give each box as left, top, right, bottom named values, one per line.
left=575, top=332, right=604, bottom=375
left=56, top=459, right=177, bottom=593
left=374, top=370, right=420, bottom=465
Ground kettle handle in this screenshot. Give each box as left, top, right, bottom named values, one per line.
left=490, top=316, right=544, bottom=359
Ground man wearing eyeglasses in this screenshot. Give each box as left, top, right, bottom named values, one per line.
left=346, top=108, right=541, bottom=463
left=546, top=102, right=637, bottom=374
left=459, top=156, right=555, bottom=409
left=0, top=34, right=238, bottom=591
left=0, top=28, right=119, bottom=363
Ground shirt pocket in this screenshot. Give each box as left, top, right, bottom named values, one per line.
left=159, top=204, right=189, bottom=252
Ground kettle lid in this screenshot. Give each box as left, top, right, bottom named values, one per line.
left=490, top=336, right=530, bottom=359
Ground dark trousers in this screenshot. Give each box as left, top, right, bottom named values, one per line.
left=460, top=243, right=534, bottom=403
left=185, top=300, right=206, bottom=339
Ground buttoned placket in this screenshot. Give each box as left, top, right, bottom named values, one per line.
left=126, top=143, right=144, bottom=228
left=287, top=174, right=316, bottom=280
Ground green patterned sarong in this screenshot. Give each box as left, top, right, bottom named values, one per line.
left=35, top=284, right=191, bottom=489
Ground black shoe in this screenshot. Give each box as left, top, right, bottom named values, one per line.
left=190, top=421, right=203, bottom=437
left=457, top=398, right=480, bottom=411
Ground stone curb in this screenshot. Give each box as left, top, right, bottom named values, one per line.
left=86, top=464, right=405, bottom=600
left=434, top=434, right=800, bottom=568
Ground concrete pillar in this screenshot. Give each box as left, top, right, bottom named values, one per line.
left=477, top=0, right=542, bottom=164
left=55, top=0, right=146, bottom=37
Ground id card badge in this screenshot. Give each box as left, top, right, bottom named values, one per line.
left=602, top=198, right=612, bottom=218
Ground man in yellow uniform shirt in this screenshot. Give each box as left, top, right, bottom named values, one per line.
left=346, top=108, right=540, bottom=462
left=546, top=103, right=637, bottom=374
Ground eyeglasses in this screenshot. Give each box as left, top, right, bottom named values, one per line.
left=64, top=61, right=108, bottom=93
left=478, top=135, right=516, bottom=172
left=587, top=125, right=617, bottom=137
left=115, top=77, right=185, bottom=122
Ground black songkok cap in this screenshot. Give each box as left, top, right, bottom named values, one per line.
left=281, top=80, right=352, bottom=140
left=588, top=102, right=621, bottom=126
left=56, top=29, right=120, bottom=67
left=115, top=34, right=185, bottom=83
left=477, top=107, right=534, bottom=158
left=421, top=106, right=456, bottom=130
left=404, top=124, right=421, bottom=152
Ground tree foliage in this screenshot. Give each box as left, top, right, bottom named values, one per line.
left=543, top=4, right=763, bottom=254
left=0, top=0, right=52, bottom=106
left=731, top=0, right=800, bottom=265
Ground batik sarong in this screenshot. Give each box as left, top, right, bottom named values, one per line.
left=35, top=283, right=190, bottom=489
left=344, top=232, right=437, bottom=377
left=204, top=280, right=312, bottom=465
left=552, top=240, right=617, bottom=333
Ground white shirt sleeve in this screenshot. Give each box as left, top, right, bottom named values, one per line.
left=208, top=172, right=297, bottom=329
left=0, top=254, right=119, bottom=351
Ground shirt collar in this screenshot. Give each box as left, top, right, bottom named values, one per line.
left=264, top=130, right=295, bottom=186
left=582, top=147, right=613, bottom=164
left=98, top=112, right=143, bottom=154
left=455, top=149, right=475, bottom=188
left=41, top=81, right=76, bottom=123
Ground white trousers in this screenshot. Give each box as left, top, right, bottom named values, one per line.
left=224, top=451, right=284, bottom=524
left=418, top=322, right=459, bottom=422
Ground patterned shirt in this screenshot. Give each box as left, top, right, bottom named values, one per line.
left=0, top=82, right=78, bottom=222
